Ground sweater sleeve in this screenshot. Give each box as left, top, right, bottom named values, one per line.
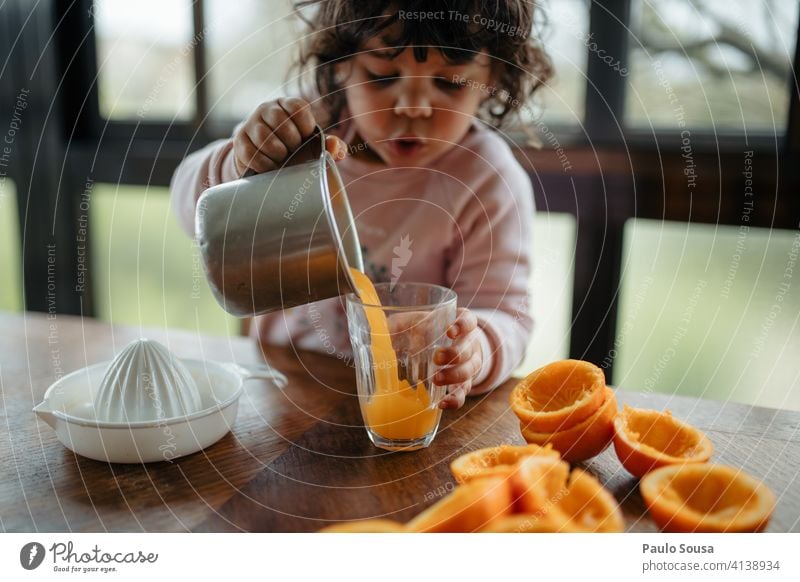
left=446, top=158, right=535, bottom=395
left=169, top=137, right=240, bottom=236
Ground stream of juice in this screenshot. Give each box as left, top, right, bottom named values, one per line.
left=350, top=268, right=440, bottom=440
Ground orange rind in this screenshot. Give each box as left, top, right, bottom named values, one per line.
left=521, top=386, right=618, bottom=462
left=450, top=443, right=559, bottom=484
left=640, top=464, right=776, bottom=532
left=480, top=514, right=580, bottom=533
left=613, top=405, right=714, bottom=478
left=320, top=519, right=406, bottom=532
left=502, top=455, right=623, bottom=532
left=511, top=360, right=606, bottom=433
left=406, top=476, right=512, bottom=533
left=557, top=468, right=625, bottom=532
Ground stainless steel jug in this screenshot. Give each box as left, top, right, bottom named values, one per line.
left=195, top=126, right=364, bottom=317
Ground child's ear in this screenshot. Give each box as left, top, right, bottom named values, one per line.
left=333, top=61, right=353, bottom=85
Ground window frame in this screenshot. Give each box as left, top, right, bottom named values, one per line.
left=6, top=0, right=797, bottom=376
left=79, top=0, right=800, bottom=158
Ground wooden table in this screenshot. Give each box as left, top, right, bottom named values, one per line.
left=1, top=311, right=798, bottom=532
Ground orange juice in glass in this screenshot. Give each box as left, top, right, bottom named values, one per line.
left=346, top=270, right=456, bottom=451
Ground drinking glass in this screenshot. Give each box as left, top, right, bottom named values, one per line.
left=346, top=283, right=457, bottom=451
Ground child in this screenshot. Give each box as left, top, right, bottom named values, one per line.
left=171, top=1, right=552, bottom=409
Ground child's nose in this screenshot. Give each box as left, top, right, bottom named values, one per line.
left=393, top=91, right=432, bottom=118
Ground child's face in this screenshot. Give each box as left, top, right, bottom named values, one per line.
left=341, top=39, right=494, bottom=167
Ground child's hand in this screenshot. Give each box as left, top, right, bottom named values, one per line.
left=433, top=308, right=484, bottom=410
left=232, top=97, right=348, bottom=176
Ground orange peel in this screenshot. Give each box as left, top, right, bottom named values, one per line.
left=511, top=360, right=606, bottom=433
left=450, top=443, right=559, bottom=484
left=508, top=455, right=570, bottom=513
left=640, top=464, right=775, bottom=532
left=320, top=519, right=406, bottom=532
left=481, top=514, right=580, bottom=533
left=613, top=405, right=714, bottom=478
left=406, top=476, right=512, bottom=533
left=506, top=456, right=623, bottom=532
left=557, top=468, right=625, bottom=532
left=521, top=386, right=618, bottom=462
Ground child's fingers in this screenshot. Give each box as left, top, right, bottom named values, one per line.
left=234, top=131, right=278, bottom=175
left=325, top=135, right=348, bottom=160
left=246, top=122, right=289, bottom=165
left=439, top=382, right=470, bottom=410
left=433, top=351, right=481, bottom=385
left=277, top=97, right=317, bottom=139
left=447, top=308, right=477, bottom=339
left=434, top=339, right=472, bottom=366
left=234, top=97, right=321, bottom=176
left=260, top=104, right=304, bottom=151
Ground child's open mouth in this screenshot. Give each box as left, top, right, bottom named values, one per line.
left=389, top=137, right=426, bottom=158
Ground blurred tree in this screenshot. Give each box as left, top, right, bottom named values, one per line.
left=636, top=0, right=794, bottom=81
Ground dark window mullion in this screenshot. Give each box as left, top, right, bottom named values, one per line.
left=584, top=0, right=632, bottom=144
left=568, top=0, right=634, bottom=372
left=780, top=6, right=800, bottom=221
left=785, top=4, right=800, bottom=155
left=192, top=0, right=209, bottom=132
left=56, top=0, right=100, bottom=141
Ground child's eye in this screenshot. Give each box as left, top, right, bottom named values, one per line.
left=366, top=71, right=399, bottom=86
left=434, top=77, right=464, bottom=91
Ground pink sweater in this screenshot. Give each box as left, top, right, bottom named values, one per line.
left=170, top=121, right=534, bottom=395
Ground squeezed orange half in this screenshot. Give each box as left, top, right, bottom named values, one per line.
left=350, top=268, right=440, bottom=441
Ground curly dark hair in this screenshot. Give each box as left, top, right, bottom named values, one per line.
left=293, top=0, right=553, bottom=129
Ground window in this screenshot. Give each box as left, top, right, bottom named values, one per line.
left=94, top=0, right=196, bottom=120
left=19, top=1, right=793, bottom=382
left=626, top=0, right=799, bottom=132
left=90, top=0, right=800, bottom=135
left=0, top=179, right=22, bottom=311
left=205, top=0, right=303, bottom=121
left=527, top=0, right=590, bottom=125
left=615, top=219, right=800, bottom=411
left=203, top=0, right=589, bottom=125
left=91, top=184, right=237, bottom=335
left=515, top=212, right=576, bottom=375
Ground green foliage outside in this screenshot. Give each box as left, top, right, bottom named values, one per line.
left=615, top=219, right=799, bottom=411
left=90, top=184, right=238, bottom=336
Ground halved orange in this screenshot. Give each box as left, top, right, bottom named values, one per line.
left=508, top=455, right=570, bottom=513
left=640, top=464, right=776, bottom=532
left=508, top=455, right=624, bottom=532
left=510, top=360, right=606, bottom=433
left=320, top=519, right=406, bottom=532
left=450, top=443, right=559, bottom=484
left=520, top=386, right=618, bottom=462
left=480, top=514, right=580, bottom=533
left=613, top=405, right=714, bottom=478
left=557, top=468, right=625, bottom=532
left=406, top=476, right=512, bottom=533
